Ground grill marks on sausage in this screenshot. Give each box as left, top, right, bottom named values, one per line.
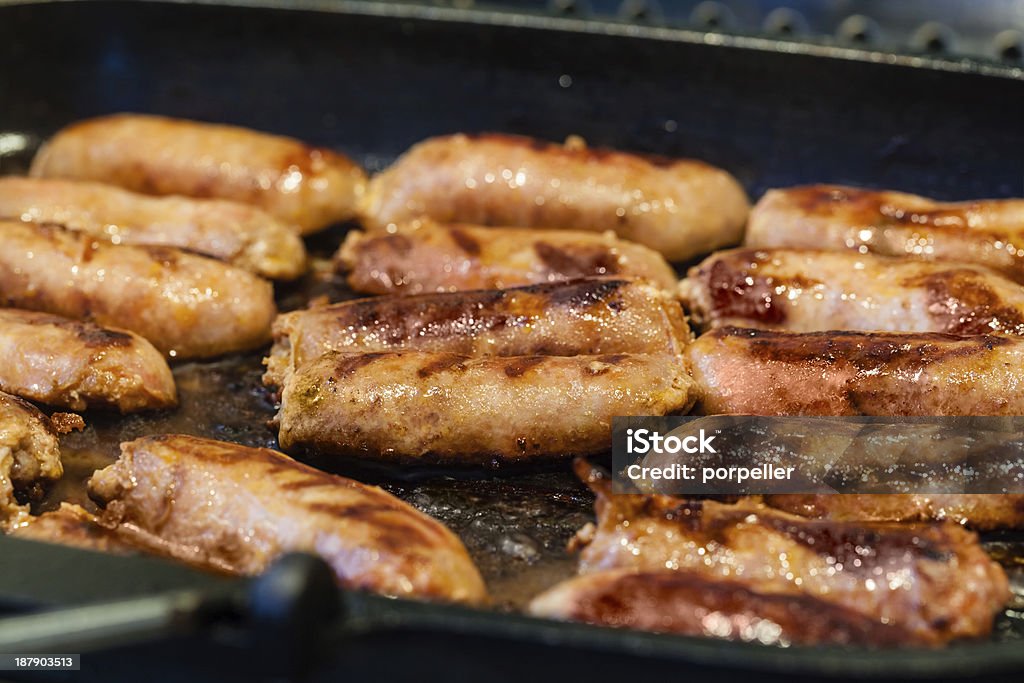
left=753, top=515, right=951, bottom=565
left=573, top=462, right=1008, bottom=645
left=107, top=436, right=451, bottom=564
left=346, top=289, right=517, bottom=346
left=328, top=351, right=556, bottom=382
left=559, top=571, right=918, bottom=647
left=448, top=227, right=481, bottom=256
left=546, top=277, right=627, bottom=309
left=333, top=353, right=388, bottom=378
left=703, top=254, right=820, bottom=326
left=618, top=492, right=957, bottom=574
left=534, top=242, right=621, bottom=278
left=784, top=185, right=988, bottom=232
left=67, top=321, right=134, bottom=348
left=584, top=355, right=626, bottom=376
left=7, top=312, right=134, bottom=349
left=312, top=278, right=632, bottom=350
left=503, top=356, right=546, bottom=378
left=417, top=354, right=467, bottom=378
left=130, top=435, right=388, bottom=504
left=141, top=245, right=181, bottom=267
left=718, top=326, right=1012, bottom=370
left=907, top=269, right=1024, bottom=335
left=596, top=353, right=628, bottom=366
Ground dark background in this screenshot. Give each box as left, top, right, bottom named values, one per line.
left=2, top=1, right=1023, bottom=201
left=1, top=2, right=1023, bottom=682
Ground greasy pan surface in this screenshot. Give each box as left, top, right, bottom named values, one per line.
left=1, top=1, right=1023, bottom=680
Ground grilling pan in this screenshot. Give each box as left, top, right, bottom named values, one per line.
left=0, top=1, right=1023, bottom=681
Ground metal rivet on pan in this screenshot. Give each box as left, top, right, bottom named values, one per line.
left=618, top=0, right=664, bottom=25
left=548, top=0, right=591, bottom=17
left=837, top=15, right=881, bottom=45
left=994, top=29, right=1024, bottom=63
left=689, top=1, right=736, bottom=30
left=910, top=22, right=957, bottom=54
left=763, top=8, right=809, bottom=37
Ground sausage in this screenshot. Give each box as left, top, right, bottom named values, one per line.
left=88, top=435, right=487, bottom=604
left=567, top=461, right=1009, bottom=645
left=746, top=185, right=1024, bottom=283
left=0, top=220, right=275, bottom=359
left=0, top=309, right=175, bottom=412
left=336, top=219, right=679, bottom=294
left=264, top=278, right=692, bottom=387
left=276, top=351, right=694, bottom=464
left=0, top=391, right=62, bottom=525
left=686, top=326, right=1024, bottom=415
left=359, top=134, right=749, bottom=261
left=529, top=569, right=922, bottom=647
left=635, top=415, right=1024, bottom=529
left=763, top=494, right=1024, bottom=531
left=680, top=247, right=1024, bottom=335
left=6, top=503, right=138, bottom=555
left=0, top=177, right=306, bottom=279
left=30, top=114, right=366, bottom=234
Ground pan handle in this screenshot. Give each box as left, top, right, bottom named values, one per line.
left=0, top=552, right=338, bottom=674
left=0, top=589, right=234, bottom=654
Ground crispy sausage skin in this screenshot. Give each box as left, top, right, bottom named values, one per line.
left=88, top=435, right=487, bottom=604
left=568, top=462, right=1009, bottom=645
left=681, top=248, right=1024, bottom=335
left=686, top=327, right=1024, bottom=416
left=276, top=351, right=694, bottom=464
left=764, top=494, right=1024, bottom=531
left=359, top=134, right=749, bottom=261
left=336, top=220, right=679, bottom=294
left=529, top=569, right=922, bottom=647
left=746, top=185, right=1024, bottom=283
left=0, top=309, right=176, bottom=412
left=0, top=220, right=275, bottom=359
left=30, top=114, right=366, bottom=234
left=0, top=391, right=62, bottom=525
left=264, top=278, right=691, bottom=387
left=0, top=177, right=306, bottom=279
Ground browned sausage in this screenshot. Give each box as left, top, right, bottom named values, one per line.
left=88, top=435, right=488, bottom=604
left=0, top=177, right=306, bottom=279
left=529, top=569, right=923, bottom=647
left=31, top=114, right=366, bottom=234
left=746, top=185, right=1024, bottom=283
left=680, top=247, right=1024, bottom=335
left=264, top=278, right=691, bottom=387
left=360, top=134, right=749, bottom=261
left=566, top=462, right=1009, bottom=645
left=276, top=351, right=694, bottom=464
left=0, top=220, right=275, bottom=359
left=0, top=309, right=176, bottom=412
left=763, top=494, right=1024, bottom=531
left=336, top=219, right=679, bottom=294
left=686, top=327, right=1024, bottom=415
